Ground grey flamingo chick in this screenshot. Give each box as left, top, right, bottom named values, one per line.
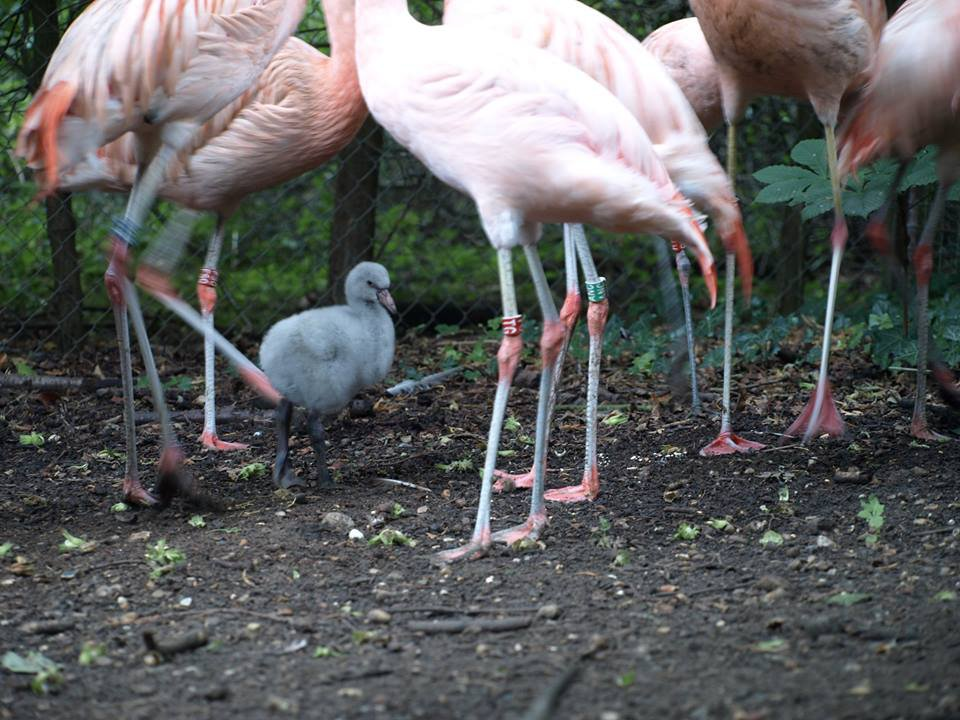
left=259, top=263, right=396, bottom=488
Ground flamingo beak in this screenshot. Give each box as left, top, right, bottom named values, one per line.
left=377, top=287, right=397, bottom=315
left=721, top=217, right=754, bottom=302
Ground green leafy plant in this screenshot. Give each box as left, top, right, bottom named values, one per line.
left=235, top=462, right=267, bottom=481
left=188, top=515, right=206, bottom=528
left=146, top=539, right=185, bottom=579
left=0, top=542, right=12, bottom=558
left=857, top=495, right=885, bottom=545
left=390, top=503, right=406, bottom=518
left=19, top=432, right=44, bottom=448
left=615, top=670, right=636, bottom=688
left=753, top=140, right=956, bottom=221
left=59, top=530, right=95, bottom=554
left=368, top=529, right=415, bottom=547
left=759, top=530, right=784, bottom=547
left=706, top=518, right=730, bottom=531
left=313, top=645, right=342, bottom=658
left=594, top=517, right=613, bottom=549
left=674, top=522, right=700, bottom=541
left=110, top=502, right=130, bottom=513
left=77, top=642, right=106, bottom=667
left=436, top=458, right=473, bottom=473
left=1, top=651, right=63, bottom=695
left=827, top=591, right=871, bottom=606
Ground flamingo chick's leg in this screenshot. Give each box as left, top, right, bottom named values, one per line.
left=546, top=228, right=607, bottom=503
left=135, top=211, right=281, bottom=407
left=198, top=217, right=248, bottom=451
left=307, top=409, right=335, bottom=486
left=493, top=224, right=581, bottom=493
left=492, top=244, right=562, bottom=544
left=103, top=143, right=185, bottom=506
left=272, top=398, right=300, bottom=489
left=910, top=181, right=949, bottom=441
left=436, top=249, right=522, bottom=562
left=673, top=241, right=701, bottom=412
left=702, top=124, right=765, bottom=456
left=784, top=124, right=847, bottom=443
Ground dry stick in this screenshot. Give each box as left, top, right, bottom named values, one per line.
left=407, top=616, right=533, bottom=634
left=130, top=607, right=302, bottom=627
left=387, top=605, right=542, bottom=616
left=0, top=374, right=119, bottom=391
left=519, top=636, right=607, bottom=720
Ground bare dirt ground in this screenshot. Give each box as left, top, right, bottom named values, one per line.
left=1, top=330, right=959, bottom=720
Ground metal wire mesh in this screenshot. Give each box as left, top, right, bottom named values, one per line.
left=1, top=0, right=957, bottom=380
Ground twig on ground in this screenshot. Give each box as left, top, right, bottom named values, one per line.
left=519, top=636, right=607, bottom=720
left=387, top=605, right=541, bottom=616
left=376, top=477, right=433, bottom=493
left=130, top=607, right=300, bottom=627
left=407, top=616, right=533, bottom=634
left=385, top=367, right=462, bottom=396
left=77, top=559, right=144, bottom=576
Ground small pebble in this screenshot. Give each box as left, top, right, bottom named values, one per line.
left=348, top=528, right=365, bottom=541
left=537, top=603, right=561, bottom=620
left=366, top=609, right=392, bottom=624
left=321, top=512, right=355, bottom=532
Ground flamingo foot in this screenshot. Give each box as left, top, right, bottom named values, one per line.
left=156, top=445, right=193, bottom=506
left=782, top=380, right=846, bottom=443
left=434, top=529, right=491, bottom=563
left=700, top=431, right=766, bottom=456
left=492, top=467, right=535, bottom=493
left=910, top=417, right=951, bottom=442
left=122, top=476, right=158, bottom=506
left=200, top=430, right=249, bottom=452
left=544, top=465, right=599, bottom=503
left=491, top=511, right=548, bottom=546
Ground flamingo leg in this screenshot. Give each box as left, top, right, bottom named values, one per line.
left=308, top=409, right=334, bottom=486
left=103, top=143, right=185, bottom=505
left=784, top=123, right=847, bottom=443
left=910, top=181, right=949, bottom=442
left=198, top=217, right=248, bottom=451
left=436, top=249, right=522, bottom=562
left=673, top=242, right=701, bottom=412
left=272, top=398, right=300, bottom=489
left=545, top=226, right=607, bottom=503
left=493, top=224, right=580, bottom=493
left=135, top=210, right=281, bottom=406
left=702, top=123, right=764, bottom=455
left=492, top=244, right=562, bottom=544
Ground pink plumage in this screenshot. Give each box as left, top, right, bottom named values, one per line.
left=642, top=17, right=724, bottom=135
left=442, top=0, right=750, bottom=294
left=16, top=0, right=306, bottom=197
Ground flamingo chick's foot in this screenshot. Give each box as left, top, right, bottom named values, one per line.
left=782, top=380, right=846, bottom=443
left=200, top=430, right=249, bottom=452
left=700, top=431, right=766, bottom=456
left=122, top=476, right=159, bottom=506
left=434, top=529, right=491, bottom=563
left=492, top=467, right=535, bottom=493
left=544, top=465, right=599, bottom=503
left=491, top=511, right=548, bottom=546
left=910, top=417, right=951, bottom=443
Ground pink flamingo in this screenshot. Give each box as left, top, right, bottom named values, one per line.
left=688, top=0, right=887, bottom=444
left=642, top=17, right=724, bottom=136
left=16, top=0, right=304, bottom=505
left=57, top=3, right=366, bottom=453
left=443, top=0, right=759, bottom=477
left=839, top=0, right=960, bottom=441
left=356, top=0, right=717, bottom=560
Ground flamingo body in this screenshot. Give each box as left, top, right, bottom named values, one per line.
left=642, top=17, right=724, bottom=134
left=690, top=0, right=884, bottom=126
left=17, top=0, right=307, bottom=196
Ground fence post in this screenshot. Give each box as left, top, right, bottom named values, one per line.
left=328, top=117, right=384, bottom=304
left=27, top=0, right=85, bottom=351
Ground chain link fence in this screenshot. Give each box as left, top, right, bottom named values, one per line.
left=2, top=0, right=958, bottom=382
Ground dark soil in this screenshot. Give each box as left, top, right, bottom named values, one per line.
left=1, top=333, right=959, bottom=720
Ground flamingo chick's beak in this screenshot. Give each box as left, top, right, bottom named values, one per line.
left=377, top=287, right=398, bottom=315
left=720, top=217, right=754, bottom=302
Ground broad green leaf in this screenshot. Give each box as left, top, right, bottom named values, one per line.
left=791, top=139, right=829, bottom=174
left=759, top=530, right=784, bottom=547
left=674, top=522, right=700, bottom=541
